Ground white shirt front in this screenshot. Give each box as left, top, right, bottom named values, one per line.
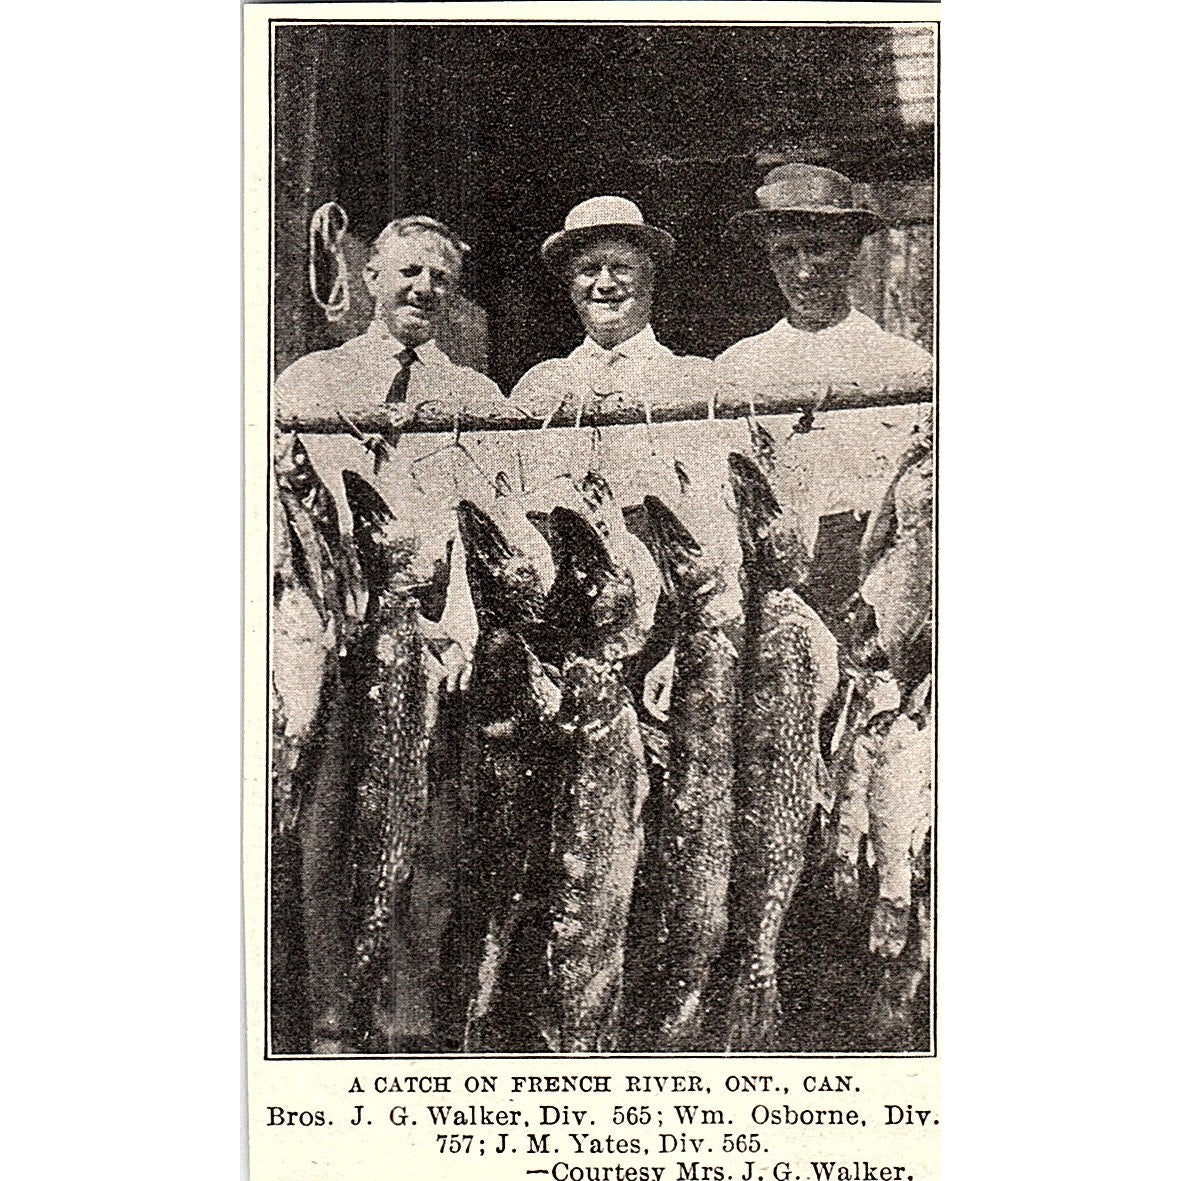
left=714, top=310, right=932, bottom=549
left=714, top=308, right=931, bottom=387
left=510, top=324, right=712, bottom=422
left=274, top=319, right=505, bottom=415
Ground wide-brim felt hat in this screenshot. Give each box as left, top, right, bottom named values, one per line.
left=728, top=164, right=886, bottom=238
left=541, top=196, right=676, bottom=270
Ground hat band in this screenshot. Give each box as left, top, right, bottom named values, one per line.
left=755, top=179, right=869, bottom=216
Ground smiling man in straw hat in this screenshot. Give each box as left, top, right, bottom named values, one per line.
left=511, top=195, right=712, bottom=421
left=715, top=164, right=931, bottom=384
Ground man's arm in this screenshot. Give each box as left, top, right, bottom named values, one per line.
left=508, top=360, right=571, bottom=422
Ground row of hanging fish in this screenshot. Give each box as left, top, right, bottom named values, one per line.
left=270, top=412, right=932, bottom=1054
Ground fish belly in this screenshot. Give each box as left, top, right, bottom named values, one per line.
left=547, top=664, right=648, bottom=1053
left=345, top=596, right=431, bottom=1049
left=728, top=591, right=819, bottom=1049
left=653, top=624, right=738, bottom=1047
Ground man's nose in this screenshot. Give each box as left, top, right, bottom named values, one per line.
left=410, top=271, right=437, bottom=299
left=591, top=265, right=619, bottom=292
left=792, top=251, right=814, bottom=281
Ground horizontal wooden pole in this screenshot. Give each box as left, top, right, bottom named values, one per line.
left=276, top=375, right=932, bottom=434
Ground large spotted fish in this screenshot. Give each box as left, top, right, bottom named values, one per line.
left=723, top=446, right=835, bottom=1051
left=454, top=496, right=561, bottom=1051
left=634, top=491, right=743, bottom=1048
left=270, top=435, right=362, bottom=1051
left=541, top=500, right=650, bottom=1053
left=270, top=435, right=361, bottom=835
left=339, top=470, right=432, bottom=1051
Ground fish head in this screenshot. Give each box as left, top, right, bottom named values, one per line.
left=546, top=505, right=637, bottom=654
left=727, top=452, right=809, bottom=589
left=641, top=495, right=712, bottom=602
left=342, top=469, right=418, bottom=589
left=273, top=435, right=316, bottom=499
left=746, top=417, right=778, bottom=477
left=456, top=499, right=549, bottom=629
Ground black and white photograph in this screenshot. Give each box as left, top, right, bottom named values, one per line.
left=264, top=12, right=935, bottom=1060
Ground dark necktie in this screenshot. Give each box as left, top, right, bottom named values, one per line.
left=385, top=347, right=417, bottom=403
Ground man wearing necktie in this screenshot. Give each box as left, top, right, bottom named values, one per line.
left=276, top=215, right=504, bottom=434
left=273, top=216, right=504, bottom=1053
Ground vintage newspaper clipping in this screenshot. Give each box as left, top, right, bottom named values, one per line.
left=244, top=4, right=939, bottom=1178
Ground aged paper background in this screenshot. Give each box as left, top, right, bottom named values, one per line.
left=6, top=2, right=1177, bottom=1180
left=244, top=5, right=939, bottom=1178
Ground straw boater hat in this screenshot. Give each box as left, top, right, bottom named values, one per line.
left=728, top=164, right=886, bottom=239
left=541, top=196, right=676, bottom=271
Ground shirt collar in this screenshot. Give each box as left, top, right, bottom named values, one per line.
left=364, top=319, right=448, bottom=365
left=771, top=307, right=865, bottom=338
left=576, top=323, right=662, bottom=362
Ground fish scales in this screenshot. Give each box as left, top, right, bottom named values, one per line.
left=655, top=625, right=737, bottom=1044
left=543, top=499, right=650, bottom=1053
left=729, top=585, right=820, bottom=1048
left=548, top=654, right=648, bottom=1052
left=340, top=471, right=432, bottom=1050
left=724, top=448, right=825, bottom=1051
left=455, top=499, right=559, bottom=1051
left=635, top=494, right=740, bottom=1049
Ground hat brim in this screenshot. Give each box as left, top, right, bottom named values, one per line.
left=727, top=207, right=886, bottom=238
left=541, top=222, right=676, bottom=270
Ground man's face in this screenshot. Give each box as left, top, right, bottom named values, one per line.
left=567, top=237, right=655, bottom=348
left=365, top=231, right=459, bottom=346
left=762, top=222, right=861, bottom=331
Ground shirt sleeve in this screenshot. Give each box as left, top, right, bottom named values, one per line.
left=273, top=354, right=327, bottom=415
left=509, top=361, right=571, bottom=422
left=451, top=369, right=511, bottom=418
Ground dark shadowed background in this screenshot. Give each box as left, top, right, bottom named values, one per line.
left=273, top=22, right=934, bottom=389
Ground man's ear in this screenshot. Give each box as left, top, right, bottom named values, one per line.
left=362, top=262, right=380, bottom=300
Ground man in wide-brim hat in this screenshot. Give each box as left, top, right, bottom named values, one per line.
left=713, top=164, right=932, bottom=556
left=512, top=195, right=710, bottom=424
left=717, top=163, right=931, bottom=383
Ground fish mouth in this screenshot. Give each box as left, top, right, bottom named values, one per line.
left=342, top=469, right=393, bottom=529
left=458, top=499, right=548, bottom=627
left=727, top=452, right=781, bottom=558
left=727, top=452, right=782, bottom=517
left=456, top=499, right=512, bottom=568
left=548, top=505, right=612, bottom=574
left=342, top=470, right=417, bottom=586
left=642, top=495, right=702, bottom=565
left=643, top=495, right=704, bottom=597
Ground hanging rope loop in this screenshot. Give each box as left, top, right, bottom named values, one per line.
left=308, top=201, right=351, bottom=322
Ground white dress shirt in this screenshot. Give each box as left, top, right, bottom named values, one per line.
left=510, top=324, right=712, bottom=422
left=274, top=319, right=505, bottom=416
left=714, top=308, right=931, bottom=387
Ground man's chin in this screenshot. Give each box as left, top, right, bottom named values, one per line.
left=392, top=312, right=434, bottom=344
left=787, top=296, right=843, bottom=323
left=580, top=305, right=644, bottom=340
